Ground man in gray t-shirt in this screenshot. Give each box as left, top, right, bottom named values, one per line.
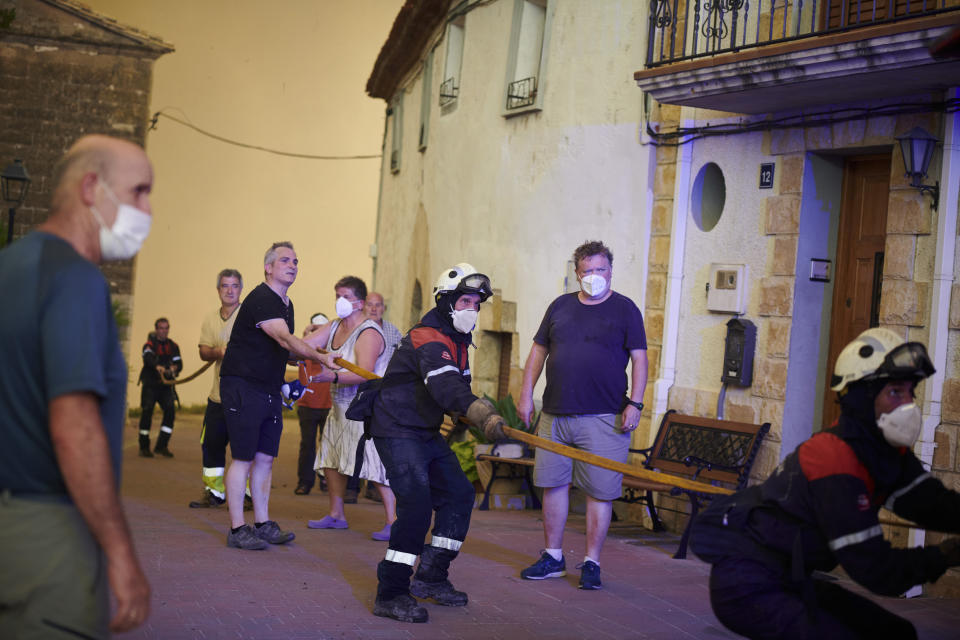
left=0, top=135, right=153, bottom=636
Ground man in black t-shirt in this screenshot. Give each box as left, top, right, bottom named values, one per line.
left=219, top=241, right=339, bottom=551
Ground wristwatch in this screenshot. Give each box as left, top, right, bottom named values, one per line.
left=624, top=398, right=644, bottom=411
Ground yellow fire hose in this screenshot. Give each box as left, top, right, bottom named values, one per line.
left=314, top=349, right=732, bottom=496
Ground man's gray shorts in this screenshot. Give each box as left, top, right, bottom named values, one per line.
left=532, top=412, right=630, bottom=501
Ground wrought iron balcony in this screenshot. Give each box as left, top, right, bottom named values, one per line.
left=506, top=76, right=538, bottom=110
left=439, top=77, right=459, bottom=107
left=646, top=0, right=956, bottom=67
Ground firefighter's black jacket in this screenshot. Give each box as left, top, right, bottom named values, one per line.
left=692, top=385, right=960, bottom=596
left=139, top=333, right=182, bottom=386
left=370, top=308, right=477, bottom=439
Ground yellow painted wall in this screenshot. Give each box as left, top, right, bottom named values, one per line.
left=84, top=0, right=402, bottom=406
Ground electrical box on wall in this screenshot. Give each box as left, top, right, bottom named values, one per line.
left=706, top=263, right=748, bottom=313
left=722, top=317, right=756, bottom=386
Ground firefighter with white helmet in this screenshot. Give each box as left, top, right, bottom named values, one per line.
left=369, top=262, right=506, bottom=623
left=690, top=327, right=960, bottom=639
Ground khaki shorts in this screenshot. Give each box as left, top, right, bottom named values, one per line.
left=0, top=492, right=109, bottom=639
left=532, top=412, right=630, bottom=501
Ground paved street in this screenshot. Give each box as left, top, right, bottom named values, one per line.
left=121, top=414, right=960, bottom=639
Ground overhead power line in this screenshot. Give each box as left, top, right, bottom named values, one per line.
left=148, top=109, right=382, bottom=160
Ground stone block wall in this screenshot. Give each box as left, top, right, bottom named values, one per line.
left=641, top=97, right=960, bottom=558
left=0, top=2, right=170, bottom=344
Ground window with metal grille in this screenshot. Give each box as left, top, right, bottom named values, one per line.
left=440, top=16, right=465, bottom=109
left=389, top=95, right=403, bottom=174
left=419, top=49, right=434, bottom=150
left=503, top=0, right=549, bottom=113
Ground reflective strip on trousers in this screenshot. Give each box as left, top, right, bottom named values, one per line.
left=385, top=549, right=418, bottom=566
left=139, top=430, right=150, bottom=436
left=161, top=425, right=173, bottom=434
left=430, top=536, right=463, bottom=552
left=884, top=472, right=931, bottom=511
left=828, top=525, right=883, bottom=552
left=203, top=467, right=225, bottom=477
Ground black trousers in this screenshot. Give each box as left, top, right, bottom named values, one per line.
left=373, top=433, right=474, bottom=599
left=296, top=406, right=330, bottom=489
left=709, top=556, right=917, bottom=640
left=201, top=401, right=229, bottom=468
left=139, top=384, right=175, bottom=433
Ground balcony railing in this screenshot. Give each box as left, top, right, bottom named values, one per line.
left=439, top=77, right=459, bottom=107
left=506, top=76, right=538, bottom=110
left=646, top=0, right=956, bottom=67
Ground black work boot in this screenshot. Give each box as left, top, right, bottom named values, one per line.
left=154, top=430, right=173, bottom=457
left=138, top=434, right=153, bottom=457
left=372, top=594, right=428, bottom=623
left=410, top=545, right=467, bottom=606
left=374, top=560, right=426, bottom=622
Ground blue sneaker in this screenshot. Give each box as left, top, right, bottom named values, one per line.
left=521, top=551, right=566, bottom=580
left=577, top=560, right=602, bottom=590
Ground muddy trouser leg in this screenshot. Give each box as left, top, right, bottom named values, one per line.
left=414, top=439, right=474, bottom=583
left=138, top=385, right=157, bottom=451
left=373, top=434, right=450, bottom=600
left=709, top=556, right=917, bottom=640
left=154, top=386, right=176, bottom=450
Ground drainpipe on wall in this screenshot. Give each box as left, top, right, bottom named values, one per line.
left=652, top=115, right=694, bottom=426
left=907, top=87, right=959, bottom=596
left=370, top=104, right=391, bottom=290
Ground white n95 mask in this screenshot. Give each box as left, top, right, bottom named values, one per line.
left=580, top=274, right=607, bottom=297
left=335, top=296, right=355, bottom=319
left=876, top=403, right=922, bottom=448
left=90, top=180, right=151, bottom=261
left=450, top=308, right=478, bottom=334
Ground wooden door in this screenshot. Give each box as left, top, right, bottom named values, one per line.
left=821, top=0, right=917, bottom=30
left=822, top=154, right=890, bottom=429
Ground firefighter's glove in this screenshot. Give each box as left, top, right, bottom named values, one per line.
left=466, top=398, right=507, bottom=441
left=940, top=537, right=960, bottom=567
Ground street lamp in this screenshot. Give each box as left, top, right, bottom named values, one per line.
left=895, top=126, right=940, bottom=211
left=1, top=158, right=31, bottom=246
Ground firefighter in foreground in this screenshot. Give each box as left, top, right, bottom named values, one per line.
left=690, top=327, right=960, bottom=639
left=369, top=264, right=507, bottom=623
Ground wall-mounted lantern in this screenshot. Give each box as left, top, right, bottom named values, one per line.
left=895, top=126, right=939, bottom=210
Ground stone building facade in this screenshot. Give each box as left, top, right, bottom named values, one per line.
left=366, top=0, right=653, bottom=407
left=0, top=0, right=172, bottom=342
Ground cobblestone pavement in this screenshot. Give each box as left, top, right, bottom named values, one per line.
left=120, top=415, right=960, bottom=639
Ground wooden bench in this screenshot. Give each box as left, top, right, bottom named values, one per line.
left=475, top=445, right=541, bottom=511
left=620, top=410, right=770, bottom=559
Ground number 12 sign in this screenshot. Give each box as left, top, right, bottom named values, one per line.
left=759, top=163, right=775, bottom=189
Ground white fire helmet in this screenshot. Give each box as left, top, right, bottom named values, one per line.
left=432, top=263, right=492, bottom=303
left=830, top=327, right=934, bottom=394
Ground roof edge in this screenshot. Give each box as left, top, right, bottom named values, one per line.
left=40, top=0, right=174, bottom=55
left=366, top=0, right=451, bottom=101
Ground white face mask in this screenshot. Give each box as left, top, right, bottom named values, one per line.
left=450, top=308, right=478, bottom=334
left=876, top=403, right=922, bottom=448
left=335, top=296, right=356, bottom=319
left=90, top=180, right=151, bottom=261
left=579, top=274, right=608, bottom=298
